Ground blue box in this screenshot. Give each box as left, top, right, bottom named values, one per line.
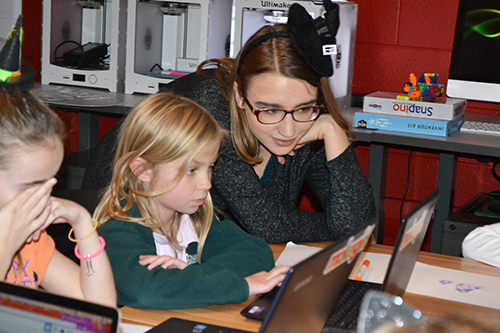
left=353, top=112, right=463, bottom=137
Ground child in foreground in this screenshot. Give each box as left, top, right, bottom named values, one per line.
left=0, top=91, right=116, bottom=307
left=94, top=93, right=288, bottom=309
left=0, top=14, right=115, bottom=307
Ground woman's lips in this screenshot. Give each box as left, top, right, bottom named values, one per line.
left=273, top=138, right=295, bottom=147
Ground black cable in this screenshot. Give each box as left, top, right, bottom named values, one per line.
left=149, top=63, right=163, bottom=72
left=53, top=40, right=83, bottom=68
left=400, top=151, right=413, bottom=223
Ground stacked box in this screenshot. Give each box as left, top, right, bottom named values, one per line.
left=363, top=92, right=466, bottom=121
left=353, top=112, right=463, bottom=137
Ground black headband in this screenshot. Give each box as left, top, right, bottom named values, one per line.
left=237, top=0, right=340, bottom=78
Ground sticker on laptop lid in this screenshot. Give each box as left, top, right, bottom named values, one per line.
left=247, top=305, right=266, bottom=315
left=193, top=324, right=208, bottom=332
left=399, top=210, right=429, bottom=251
left=323, top=224, right=375, bottom=276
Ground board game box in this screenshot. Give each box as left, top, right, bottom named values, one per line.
left=363, top=92, right=466, bottom=121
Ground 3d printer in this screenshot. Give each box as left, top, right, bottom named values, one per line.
left=124, top=0, right=232, bottom=95
left=41, top=0, right=126, bottom=92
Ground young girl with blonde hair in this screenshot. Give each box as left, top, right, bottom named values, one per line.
left=95, top=92, right=288, bottom=309
left=0, top=14, right=115, bottom=307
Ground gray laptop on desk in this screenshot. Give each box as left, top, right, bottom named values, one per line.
left=248, top=189, right=438, bottom=332
left=145, top=188, right=438, bottom=333
left=321, top=188, right=438, bottom=332
left=0, top=281, right=120, bottom=333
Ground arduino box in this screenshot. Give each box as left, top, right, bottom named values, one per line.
left=363, top=92, right=466, bottom=121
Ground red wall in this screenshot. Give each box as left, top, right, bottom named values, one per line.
left=352, top=0, right=500, bottom=245
left=21, top=0, right=500, bottom=246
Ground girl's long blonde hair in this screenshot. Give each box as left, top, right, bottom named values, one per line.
left=94, top=93, right=226, bottom=262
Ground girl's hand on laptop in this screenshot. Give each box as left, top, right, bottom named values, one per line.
left=138, top=255, right=189, bottom=270
left=245, top=265, right=290, bottom=298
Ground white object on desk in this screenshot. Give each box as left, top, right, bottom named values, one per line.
left=120, top=322, right=152, bottom=333
left=408, top=261, right=500, bottom=311
left=275, top=242, right=323, bottom=267
left=349, top=252, right=390, bottom=283
left=460, top=120, right=500, bottom=135
left=355, top=252, right=500, bottom=311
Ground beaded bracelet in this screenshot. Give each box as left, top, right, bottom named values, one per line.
left=74, top=236, right=106, bottom=276
left=68, top=218, right=98, bottom=242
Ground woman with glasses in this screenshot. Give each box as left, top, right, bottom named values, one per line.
left=163, top=1, right=376, bottom=243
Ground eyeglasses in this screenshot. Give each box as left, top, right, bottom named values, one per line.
left=242, top=95, right=324, bottom=124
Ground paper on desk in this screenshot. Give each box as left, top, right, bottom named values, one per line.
left=120, top=323, right=152, bottom=333
left=407, top=262, right=500, bottom=310
left=275, top=242, right=323, bottom=266
left=352, top=252, right=500, bottom=311
left=349, top=252, right=390, bottom=282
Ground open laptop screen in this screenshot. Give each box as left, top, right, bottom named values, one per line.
left=0, top=282, right=120, bottom=333
left=258, top=220, right=377, bottom=333
left=383, top=189, right=439, bottom=296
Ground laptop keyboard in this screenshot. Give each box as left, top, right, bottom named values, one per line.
left=322, top=281, right=381, bottom=333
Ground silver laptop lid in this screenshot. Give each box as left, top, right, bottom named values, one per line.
left=0, top=281, right=120, bottom=333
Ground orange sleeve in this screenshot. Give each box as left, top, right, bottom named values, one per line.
left=34, top=230, right=56, bottom=283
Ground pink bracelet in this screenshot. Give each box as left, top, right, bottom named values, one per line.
left=74, top=236, right=106, bottom=260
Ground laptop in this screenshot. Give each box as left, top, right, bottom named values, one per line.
left=321, top=188, right=438, bottom=332
left=241, top=188, right=439, bottom=332
left=143, top=188, right=438, bottom=333
left=0, top=281, right=121, bottom=333
left=146, top=217, right=378, bottom=333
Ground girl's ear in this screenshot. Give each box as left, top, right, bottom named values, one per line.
left=129, top=157, right=153, bottom=183
left=233, top=82, right=245, bottom=109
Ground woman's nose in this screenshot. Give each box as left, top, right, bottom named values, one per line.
left=277, top=113, right=296, bottom=138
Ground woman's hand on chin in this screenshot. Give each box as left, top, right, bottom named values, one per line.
left=276, top=114, right=349, bottom=163
left=306, top=114, right=350, bottom=160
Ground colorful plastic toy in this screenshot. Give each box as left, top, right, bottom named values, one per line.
left=398, top=73, right=445, bottom=101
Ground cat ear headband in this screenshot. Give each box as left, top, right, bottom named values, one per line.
left=0, top=15, right=35, bottom=92
left=237, top=0, right=340, bottom=78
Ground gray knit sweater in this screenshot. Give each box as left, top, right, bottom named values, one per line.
left=163, top=70, right=377, bottom=243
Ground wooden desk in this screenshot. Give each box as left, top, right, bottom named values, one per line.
left=120, top=243, right=500, bottom=332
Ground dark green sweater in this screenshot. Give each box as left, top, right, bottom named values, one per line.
left=99, top=212, right=275, bottom=309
